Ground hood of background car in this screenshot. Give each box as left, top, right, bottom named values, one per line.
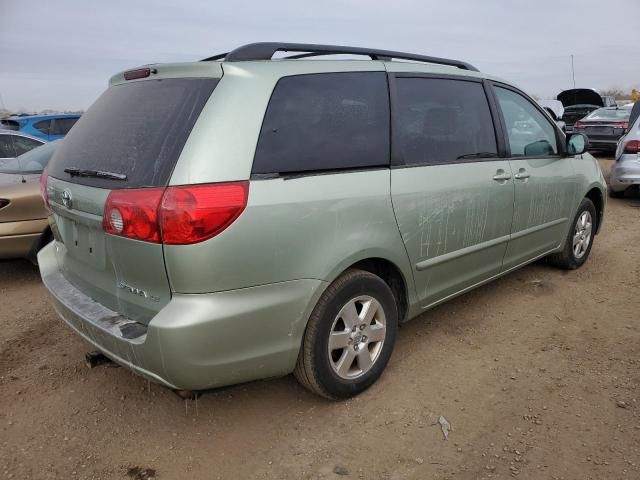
left=557, top=89, right=604, bottom=108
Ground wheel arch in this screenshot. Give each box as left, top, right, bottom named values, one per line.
left=584, top=186, right=604, bottom=234
left=325, top=253, right=415, bottom=324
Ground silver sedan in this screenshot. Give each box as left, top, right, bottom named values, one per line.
left=610, top=102, right=640, bottom=197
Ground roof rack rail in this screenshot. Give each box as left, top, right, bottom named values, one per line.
left=201, top=42, right=479, bottom=71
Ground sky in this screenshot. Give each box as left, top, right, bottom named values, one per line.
left=1, top=0, right=639, bottom=112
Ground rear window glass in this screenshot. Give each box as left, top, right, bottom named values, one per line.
left=33, top=120, right=51, bottom=134
left=13, top=135, right=44, bottom=156
left=252, top=72, right=389, bottom=175
left=0, top=141, right=58, bottom=174
left=50, top=117, right=79, bottom=135
left=586, top=108, right=631, bottom=120
left=47, top=78, right=218, bottom=188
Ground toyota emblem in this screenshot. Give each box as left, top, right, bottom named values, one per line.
left=61, top=189, right=73, bottom=209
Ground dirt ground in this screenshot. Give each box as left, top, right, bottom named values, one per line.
left=1, top=158, right=638, bottom=480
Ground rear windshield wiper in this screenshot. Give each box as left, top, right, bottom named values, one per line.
left=63, top=167, right=127, bottom=181
left=456, top=152, right=496, bottom=160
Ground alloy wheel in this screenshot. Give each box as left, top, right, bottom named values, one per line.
left=573, top=210, right=593, bottom=259
left=328, top=295, right=387, bottom=379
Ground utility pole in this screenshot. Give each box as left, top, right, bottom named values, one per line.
left=570, top=54, right=576, bottom=88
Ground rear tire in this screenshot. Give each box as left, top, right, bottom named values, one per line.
left=294, top=269, right=398, bottom=400
left=548, top=198, right=596, bottom=270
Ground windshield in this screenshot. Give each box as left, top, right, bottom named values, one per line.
left=586, top=108, right=632, bottom=121
left=0, top=140, right=58, bottom=174
left=47, top=78, right=218, bottom=188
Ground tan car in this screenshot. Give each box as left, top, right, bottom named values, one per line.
left=0, top=141, right=58, bottom=262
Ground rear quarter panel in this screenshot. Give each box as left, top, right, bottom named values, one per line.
left=163, top=170, right=417, bottom=306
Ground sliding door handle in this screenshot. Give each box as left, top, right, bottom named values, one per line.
left=493, top=172, right=512, bottom=181
left=514, top=170, right=530, bottom=180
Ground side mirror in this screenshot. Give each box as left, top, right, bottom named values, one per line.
left=567, top=133, right=589, bottom=155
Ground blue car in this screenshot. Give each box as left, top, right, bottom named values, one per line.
left=1, top=113, right=80, bottom=141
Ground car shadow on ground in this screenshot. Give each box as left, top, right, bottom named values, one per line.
left=0, top=259, right=40, bottom=286
left=0, top=250, right=579, bottom=408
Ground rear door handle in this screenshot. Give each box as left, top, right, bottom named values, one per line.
left=514, top=169, right=530, bottom=180
left=493, top=171, right=512, bottom=181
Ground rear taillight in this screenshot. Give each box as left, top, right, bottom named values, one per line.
left=39, top=169, right=49, bottom=209
left=103, top=188, right=165, bottom=243
left=160, top=182, right=249, bottom=245
left=102, top=182, right=249, bottom=245
left=623, top=140, right=640, bottom=154
left=615, top=121, right=629, bottom=130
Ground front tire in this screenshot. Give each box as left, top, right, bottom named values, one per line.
left=548, top=198, right=596, bottom=270
left=294, top=269, right=398, bottom=399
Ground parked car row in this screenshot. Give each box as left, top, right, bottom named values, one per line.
left=0, top=113, right=80, bottom=141
left=1, top=112, right=80, bottom=259
left=558, top=88, right=617, bottom=134
left=555, top=88, right=634, bottom=153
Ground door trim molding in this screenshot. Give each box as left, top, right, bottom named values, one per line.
left=415, top=216, right=567, bottom=272
left=415, top=234, right=510, bottom=271
left=510, top=217, right=568, bottom=241
left=420, top=245, right=557, bottom=311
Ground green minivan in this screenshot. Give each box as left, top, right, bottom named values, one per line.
left=38, top=43, right=606, bottom=399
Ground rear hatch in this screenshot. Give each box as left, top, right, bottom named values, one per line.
left=557, top=88, right=604, bottom=109
left=557, top=89, right=604, bottom=126
left=45, top=69, right=219, bottom=324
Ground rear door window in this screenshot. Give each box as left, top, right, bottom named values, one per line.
left=253, top=72, right=390, bottom=175
left=47, top=78, right=218, bottom=188
left=394, top=77, right=498, bottom=165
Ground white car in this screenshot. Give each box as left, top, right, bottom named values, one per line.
left=539, top=100, right=566, bottom=133
left=0, top=131, right=45, bottom=167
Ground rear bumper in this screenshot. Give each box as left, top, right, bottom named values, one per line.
left=610, top=156, right=640, bottom=191
left=0, top=218, right=48, bottom=258
left=38, top=242, right=327, bottom=390
left=586, top=138, right=618, bottom=148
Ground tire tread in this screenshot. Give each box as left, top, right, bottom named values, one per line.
left=294, top=269, right=393, bottom=400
